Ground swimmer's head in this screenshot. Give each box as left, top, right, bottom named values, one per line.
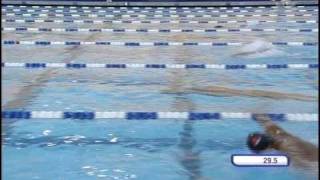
left=247, top=132, right=274, bottom=153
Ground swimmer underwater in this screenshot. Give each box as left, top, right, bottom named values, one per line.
left=247, top=114, right=319, bottom=175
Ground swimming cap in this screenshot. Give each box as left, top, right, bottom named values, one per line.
left=247, top=132, right=274, bottom=152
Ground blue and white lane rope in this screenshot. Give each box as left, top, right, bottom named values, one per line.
left=2, top=41, right=318, bottom=46
left=3, top=13, right=317, bottom=18
left=1, top=111, right=318, bottom=121
left=2, top=8, right=318, bottom=13
left=1, top=5, right=314, bottom=10
left=3, top=19, right=317, bottom=24
left=4, top=19, right=318, bottom=24
left=2, top=27, right=318, bottom=33
left=2, top=63, right=318, bottom=70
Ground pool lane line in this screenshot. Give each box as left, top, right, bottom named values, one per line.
left=2, top=41, right=318, bottom=46
left=2, top=27, right=318, bottom=33
left=2, top=63, right=318, bottom=70
left=3, top=19, right=318, bottom=24
left=178, top=114, right=202, bottom=179
left=1, top=111, right=318, bottom=121
left=3, top=13, right=317, bottom=18
left=2, top=8, right=318, bottom=13
left=2, top=5, right=315, bottom=10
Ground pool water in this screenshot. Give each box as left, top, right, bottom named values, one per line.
left=2, top=4, right=319, bottom=180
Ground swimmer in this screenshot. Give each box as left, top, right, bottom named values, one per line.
left=232, top=47, right=272, bottom=57
left=232, top=40, right=272, bottom=57
left=247, top=114, right=318, bottom=173
left=232, top=39, right=284, bottom=58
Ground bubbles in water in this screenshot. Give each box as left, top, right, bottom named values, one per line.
left=124, top=153, right=134, bottom=157
left=82, top=166, right=93, bottom=169
left=110, top=137, right=118, bottom=143
left=42, top=130, right=51, bottom=136
left=99, top=169, right=108, bottom=172
left=26, top=134, right=36, bottom=139
left=55, top=100, right=62, bottom=104
left=82, top=166, right=137, bottom=179
left=129, top=174, right=137, bottom=179
left=64, top=135, right=86, bottom=141
left=113, top=169, right=126, bottom=173
left=46, top=143, right=56, bottom=147
left=86, top=171, right=95, bottom=176
left=97, top=174, right=107, bottom=178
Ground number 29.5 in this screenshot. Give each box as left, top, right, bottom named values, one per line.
left=263, top=157, right=278, bottom=164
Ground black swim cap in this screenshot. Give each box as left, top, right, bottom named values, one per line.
left=247, top=132, right=274, bottom=153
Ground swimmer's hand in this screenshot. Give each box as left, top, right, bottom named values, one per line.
left=252, top=114, right=288, bottom=137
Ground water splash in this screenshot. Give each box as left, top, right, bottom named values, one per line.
left=233, top=39, right=284, bottom=58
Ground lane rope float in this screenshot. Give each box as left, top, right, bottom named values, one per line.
left=2, top=12, right=317, bottom=18
left=2, top=5, right=316, bottom=10
left=2, top=8, right=318, bottom=14
left=2, top=41, right=318, bottom=46
left=3, top=19, right=317, bottom=24
left=2, top=62, right=318, bottom=70
left=2, top=27, right=318, bottom=33
left=2, top=111, right=318, bottom=121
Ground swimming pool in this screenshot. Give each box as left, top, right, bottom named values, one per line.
left=2, top=3, right=318, bottom=180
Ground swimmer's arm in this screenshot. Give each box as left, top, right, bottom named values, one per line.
left=254, top=115, right=319, bottom=165
left=253, top=114, right=288, bottom=137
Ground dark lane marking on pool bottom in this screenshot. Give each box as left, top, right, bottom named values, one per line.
left=178, top=121, right=203, bottom=180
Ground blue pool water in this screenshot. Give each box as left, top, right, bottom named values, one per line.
left=2, top=4, right=319, bottom=180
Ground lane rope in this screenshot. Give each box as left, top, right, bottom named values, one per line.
left=2, top=62, right=318, bottom=70
left=2, top=8, right=318, bottom=13
left=2, top=5, right=315, bottom=10
left=3, top=19, right=318, bottom=24
left=2, top=111, right=317, bottom=121
left=2, top=12, right=317, bottom=18
left=2, top=41, right=318, bottom=46
left=2, top=27, right=318, bottom=33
